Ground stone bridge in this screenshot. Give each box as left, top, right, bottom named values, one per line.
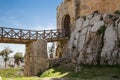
left=0, top=27, right=69, bottom=76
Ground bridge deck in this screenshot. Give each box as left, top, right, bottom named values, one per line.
left=0, top=27, right=69, bottom=44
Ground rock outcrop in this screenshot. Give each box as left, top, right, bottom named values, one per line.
left=24, top=40, right=49, bottom=76
left=67, top=12, right=120, bottom=65
left=56, top=0, right=120, bottom=60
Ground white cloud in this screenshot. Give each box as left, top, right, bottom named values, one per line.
left=32, top=24, right=56, bottom=30
left=0, top=16, right=57, bottom=30
left=0, top=16, right=25, bottom=29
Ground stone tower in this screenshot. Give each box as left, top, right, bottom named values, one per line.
left=56, top=0, right=120, bottom=59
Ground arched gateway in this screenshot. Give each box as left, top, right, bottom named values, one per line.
left=62, top=15, right=71, bottom=37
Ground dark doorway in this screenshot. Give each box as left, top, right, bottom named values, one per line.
left=63, top=15, right=70, bottom=37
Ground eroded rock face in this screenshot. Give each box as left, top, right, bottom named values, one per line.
left=67, top=13, right=120, bottom=65
left=24, top=40, right=49, bottom=76
left=56, top=0, right=120, bottom=62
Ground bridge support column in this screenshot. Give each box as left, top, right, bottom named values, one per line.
left=24, top=40, right=49, bottom=76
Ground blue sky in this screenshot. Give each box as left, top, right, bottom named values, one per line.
left=0, top=0, right=63, bottom=29
left=0, top=0, right=63, bottom=56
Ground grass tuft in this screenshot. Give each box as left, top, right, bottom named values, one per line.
left=0, top=64, right=120, bottom=80
left=40, top=64, right=120, bottom=80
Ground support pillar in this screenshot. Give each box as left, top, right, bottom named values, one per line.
left=24, top=40, right=49, bottom=76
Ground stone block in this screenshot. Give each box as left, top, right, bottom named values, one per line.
left=24, top=40, right=49, bottom=76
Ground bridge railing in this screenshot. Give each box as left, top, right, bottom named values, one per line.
left=0, top=27, right=67, bottom=41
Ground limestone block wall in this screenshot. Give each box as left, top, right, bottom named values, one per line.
left=56, top=0, right=77, bottom=58
left=80, top=0, right=120, bottom=16
left=24, top=40, right=49, bottom=76
left=57, top=0, right=76, bottom=31
left=57, top=0, right=120, bottom=30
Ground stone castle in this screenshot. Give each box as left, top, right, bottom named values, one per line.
left=56, top=0, right=120, bottom=65
left=1, top=0, right=119, bottom=76
left=57, top=0, right=120, bottom=31
left=24, top=0, right=120, bottom=76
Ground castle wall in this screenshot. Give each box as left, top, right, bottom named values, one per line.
left=57, top=0, right=120, bottom=30
left=80, top=0, right=120, bottom=16
left=57, top=0, right=76, bottom=31
left=56, top=0, right=120, bottom=60
left=56, top=0, right=77, bottom=58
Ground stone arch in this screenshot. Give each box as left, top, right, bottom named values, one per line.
left=62, top=14, right=71, bottom=37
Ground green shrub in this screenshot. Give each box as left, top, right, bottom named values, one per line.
left=97, top=25, right=106, bottom=35
left=72, top=45, right=76, bottom=50
left=118, top=42, right=120, bottom=47
left=114, top=10, right=120, bottom=14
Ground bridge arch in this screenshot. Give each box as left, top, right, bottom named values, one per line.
left=62, top=14, right=71, bottom=37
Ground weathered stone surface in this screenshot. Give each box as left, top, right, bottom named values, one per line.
left=57, top=0, right=120, bottom=30
left=90, top=14, right=102, bottom=25
left=56, top=0, right=120, bottom=65
left=100, top=24, right=118, bottom=65
left=56, top=0, right=120, bottom=59
left=55, top=40, right=68, bottom=58
left=79, top=0, right=120, bottom=16
left=86, top=14, right=93, bottom=19
left=49, top=58, right=71, bottom=67
left=91, top=21, right=104, bottom=32
left=118, top=19, right=120, bottom=39
left=80, top=13, right=119, bottom=65
left=24, top=40, right=49, bottom=76
left=62, top=13, right=120, bottom=65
